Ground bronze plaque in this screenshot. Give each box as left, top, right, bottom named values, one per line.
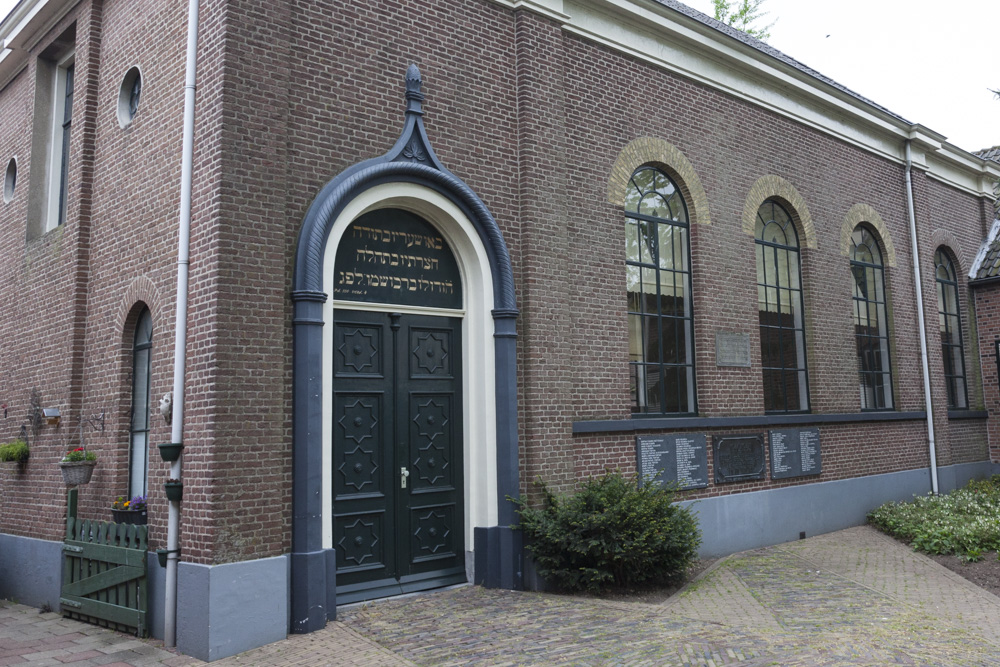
left=714, top=434, right=766, bottom=483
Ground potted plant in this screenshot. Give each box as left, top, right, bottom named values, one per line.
left=164, top=478, right=183, bottom=502
left=111, top=494, right=148, bottom=525
left=59, top=447, right=97, bottom=486
left=0, top=439, right=29, bottom=467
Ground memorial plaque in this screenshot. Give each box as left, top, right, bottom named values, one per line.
left=713, top=434, right=766, bottom=483
left=635, top=434, right=708, bottom=491
left=715, top=332, right=751, bottom=367
left=769, top=428, right=822, bottom=479
left=334, top=209, right=462, bottom=309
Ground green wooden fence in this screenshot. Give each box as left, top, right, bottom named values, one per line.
left=60, top=488, right=149, bottom=637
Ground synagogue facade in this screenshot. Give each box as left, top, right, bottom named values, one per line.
left=0, top=0, right=997, bottom=660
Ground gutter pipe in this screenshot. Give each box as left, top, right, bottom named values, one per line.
left=905, top=139, right=938, bottom=494
left=165, top=0, right=201, bottom=648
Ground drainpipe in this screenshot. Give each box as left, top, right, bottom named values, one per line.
left=905, top=139, right=938, bottom=494
left=165, top=0, right=200, bottom=648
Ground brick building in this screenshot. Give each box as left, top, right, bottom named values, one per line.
left=0, top=0, right=997, bottom=660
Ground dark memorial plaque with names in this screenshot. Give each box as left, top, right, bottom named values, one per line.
left=769, top=428, right=822, bottom=479
left=713, top=434, right=766, bottom=483
left=635, top=434, right=708, bottom=490
left=334, top=209, right=462, bottom=309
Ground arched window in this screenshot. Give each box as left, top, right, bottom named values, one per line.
left=850, top=226, right=893, bottom=410
left=625, top=166, right=695, bottom=415
left=129, top=308, right=153, bottom=497
left=935, top=248, right=968, bottom=409
left=756, top=201, right=809, bottom=412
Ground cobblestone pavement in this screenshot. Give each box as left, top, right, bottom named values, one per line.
left=4, top=526, right=1000, bottom=665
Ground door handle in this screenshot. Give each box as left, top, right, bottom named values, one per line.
left=400, top=466, right=410, bottom=489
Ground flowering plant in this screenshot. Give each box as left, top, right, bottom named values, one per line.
left=112, top=494, right=147, bottom=511
left=61, top=447, right=97, bottom=463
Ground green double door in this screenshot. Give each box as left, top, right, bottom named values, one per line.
left=332, top=309, right=466, bottom=604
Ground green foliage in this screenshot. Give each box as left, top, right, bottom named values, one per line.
left=867, top=475, right=1000, bottom=558
left=513, top=471, right=701, bottom=592
left=0, top=439, right=29, bottom=463
left=712, top=0, right=775, bottom=42
left=61, top=447, right=97, bottom=463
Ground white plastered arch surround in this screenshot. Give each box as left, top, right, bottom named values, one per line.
left=321, top=182, right=499, bottom=553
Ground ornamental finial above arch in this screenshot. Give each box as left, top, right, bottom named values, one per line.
left=839, top=203, right=897, bottom=267
left=608, top=137, right=711, bottom=225
left=742, top=175, right=816, bottom=249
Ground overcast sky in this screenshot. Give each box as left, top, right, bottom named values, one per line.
left=2, top=0, right=997, bottom=154
left=684, top=0, right=999, bottom=154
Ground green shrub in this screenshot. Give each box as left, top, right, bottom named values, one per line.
left=513, top=471, right=701, bottom=592
left=867, top=475, right=1000, bottom=558
left=0, top=439, right=29, bottom=463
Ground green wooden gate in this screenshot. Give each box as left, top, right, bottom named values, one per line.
left=60, top=488, right=149, bottom=637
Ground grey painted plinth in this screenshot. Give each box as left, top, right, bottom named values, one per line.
left=0, top=534, right=62, bottom=609
left=686, top=460, right=999, bottom=558
left=176, top=555, right=289, bottom=662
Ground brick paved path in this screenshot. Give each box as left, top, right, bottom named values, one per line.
left=3, top=526, right=1000, bottom=665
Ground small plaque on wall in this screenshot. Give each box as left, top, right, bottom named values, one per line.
left=715, top=332, right=751, bottom=367
left=769, top=428, right=822, bottom=479
left=635, top=434, right=708, bottom=491
left=714, top=434, right=766, bottom=483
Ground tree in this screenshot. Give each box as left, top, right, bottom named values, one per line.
left=713, top=0, right=776, bottom=42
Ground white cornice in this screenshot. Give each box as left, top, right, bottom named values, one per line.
left=486, top=0, right=997, bottom=200
left=0, top=0, right=76, bottom=91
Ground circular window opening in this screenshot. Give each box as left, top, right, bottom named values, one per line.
left=117, top=66, right=143, bottom=129
left=3, top=158, right=15, bottom=203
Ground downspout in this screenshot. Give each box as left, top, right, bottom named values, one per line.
left=905, top=139, right=939, bottom=494
left=165, top=0, right=200, bottom=648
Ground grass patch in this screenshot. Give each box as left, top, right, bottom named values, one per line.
left=867, top=475, right=1000, bottom=561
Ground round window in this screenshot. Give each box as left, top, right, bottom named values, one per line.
left=3, top=157, right=15, bottom=203
left=117, top=66, right=143, bottom=128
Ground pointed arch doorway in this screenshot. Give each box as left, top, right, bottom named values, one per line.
left=290, top=66, right=523, bottom=632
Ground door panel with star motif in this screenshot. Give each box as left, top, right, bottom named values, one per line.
left=333, top=309, right=464, bottom=603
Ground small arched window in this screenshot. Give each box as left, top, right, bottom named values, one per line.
left=129, top=308, right=153, bottom=497
left=756, top=201, right=809, bottom=412
left=935, top=248, right=968, bottom=409
left=850, top=226, right=893, bottom=410
left=625, top=166, right=695, bottom=415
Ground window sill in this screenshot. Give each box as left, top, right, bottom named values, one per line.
left=947, top=409, right=988, bottom=420
left=572, top=410, right=928, bottom=434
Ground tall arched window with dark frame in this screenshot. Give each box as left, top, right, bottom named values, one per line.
left=625, top=166, right=696, bottom=415
left=935, top=248, right=968, bottom=409
left=850, top=226, right=893, bottom=410
left=130, top=308, right=153, bottom=497
left=756, top=201, right=810, bottom=413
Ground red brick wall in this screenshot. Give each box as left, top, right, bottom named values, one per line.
left=0, top=0, right=993, bottom=566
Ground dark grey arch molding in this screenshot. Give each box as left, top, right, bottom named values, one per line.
left=290, top=65, right=521, bottom=634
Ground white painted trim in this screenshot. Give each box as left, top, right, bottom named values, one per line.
left=484, top=0, right=997, bottom=199
left=331, top=300, right=466, bottom=318
left=321, top=182, right=498, bottom=553
left=0, top=0, right=76, bottom=91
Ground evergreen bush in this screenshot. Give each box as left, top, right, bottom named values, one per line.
left=514, top=470, right=701, bottom=592
left=0, top=439, right=29, bottom=463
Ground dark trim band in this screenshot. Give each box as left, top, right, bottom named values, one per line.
left=573, top=411, right=929, bottom=434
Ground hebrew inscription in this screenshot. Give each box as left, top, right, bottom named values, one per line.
left=334, top=209, right=462, bottom=309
